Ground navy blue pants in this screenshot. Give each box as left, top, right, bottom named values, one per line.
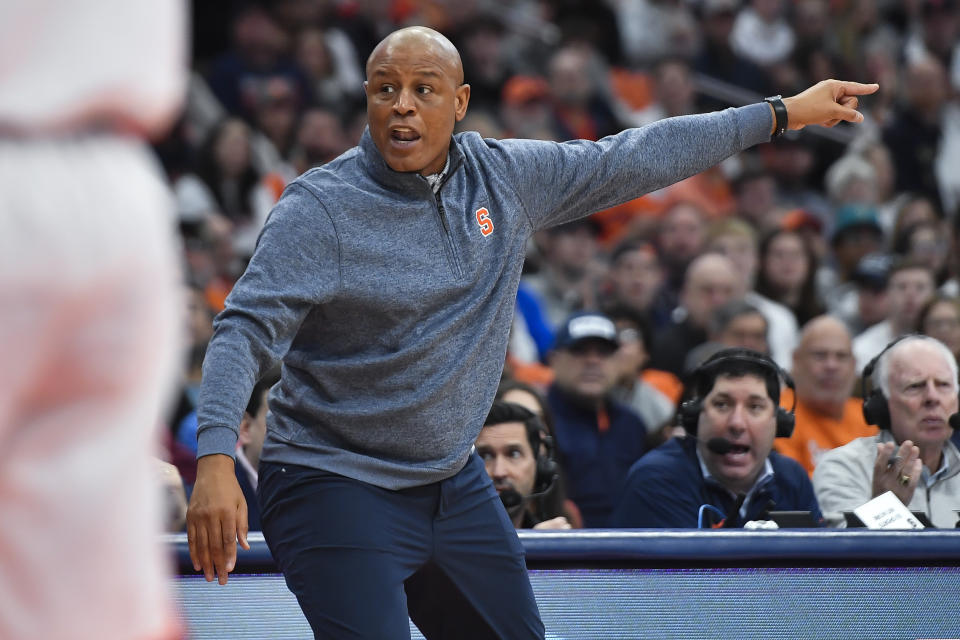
left=257, top=453, right=545, bottom=639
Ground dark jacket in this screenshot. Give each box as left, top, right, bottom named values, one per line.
left=612, top=437, right=823, bottom=528
left=547, top=386, right=648, bottom=527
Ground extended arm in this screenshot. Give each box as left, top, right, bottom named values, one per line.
left=491, top=80, right=878, bottom=232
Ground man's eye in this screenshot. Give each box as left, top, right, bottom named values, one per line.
left=417, top=86, right=432, bottom=94
left=379, top=85, right=395, bottom=94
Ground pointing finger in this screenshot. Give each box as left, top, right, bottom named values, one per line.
left=839, top=81, right=879, bottom=96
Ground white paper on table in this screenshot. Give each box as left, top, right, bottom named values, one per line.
left=853, top=491, right=925, bottom=529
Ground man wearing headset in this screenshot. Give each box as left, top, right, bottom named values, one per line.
left=475, top=401, right=571, bottom=530
left=813, top=335, right=960, bottom=528
left=612, top=348, right=823, bottom=528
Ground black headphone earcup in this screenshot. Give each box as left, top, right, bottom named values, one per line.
left=862, top=390, right=890, bottom=430
left=679, top=399, right=702, bottom=434
left=533, top=433, right=559, bottom=495
left=775, top=408, right=795, bottom=438
left=535, top=458, right=559, bottom=494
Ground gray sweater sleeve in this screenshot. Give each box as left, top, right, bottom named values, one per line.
left=811, top=438, right=875, bottom=528
left=195, top=183, right=341, bottom=458
left=490, top=103, right=772, bottom=230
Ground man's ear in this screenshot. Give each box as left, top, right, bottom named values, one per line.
left=454, top=83, right=471, bottom=122
left=237, top=413, right=252, bottom=446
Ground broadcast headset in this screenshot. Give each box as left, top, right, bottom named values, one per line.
left=678, top=347, right=796, bottom=439
left=483, top=400, right=559, bottom=497
left=861, top=334, right=960, bottom=431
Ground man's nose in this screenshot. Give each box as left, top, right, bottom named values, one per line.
left=726, top=403, right=747, bottom=431
left=490, top=455, right=509, bottom=478
left=923, top=380, right=942, bottom=403
left=393, top=87, right=416, bottom=114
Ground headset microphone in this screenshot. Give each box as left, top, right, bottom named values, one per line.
left=499, top=488, right=524, bottom=510
left=497, top=478, right=559, bottom=512
left=683, top=434, right=737, bottom=455
left=705, top=437, right=734, bottom=455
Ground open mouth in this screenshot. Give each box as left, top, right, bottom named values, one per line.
left=391, top=128, right=421, bottom=144
left=721, top=443, right=751, bottom=463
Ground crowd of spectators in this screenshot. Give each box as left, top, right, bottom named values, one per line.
left=158, top=0, right=960, bottom=530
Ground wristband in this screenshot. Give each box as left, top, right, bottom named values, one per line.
left=764, top=95, right=788, bottom=138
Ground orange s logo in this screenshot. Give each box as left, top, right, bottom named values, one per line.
left=476, top=207, right=494, bottom=237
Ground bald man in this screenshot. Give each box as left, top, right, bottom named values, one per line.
left=648, top=252, right=739, bottom=376
left=187, top=25, right=879, bottom=638
left=776, top=316, right=876, bottom=475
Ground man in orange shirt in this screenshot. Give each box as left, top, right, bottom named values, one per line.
left=776, top=315, right=877, bottom=475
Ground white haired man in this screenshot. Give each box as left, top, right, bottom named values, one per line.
left=813, top=335, right=960, bottom=528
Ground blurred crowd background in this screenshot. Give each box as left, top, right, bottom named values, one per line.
left=157, top=0, right=960, bottom=521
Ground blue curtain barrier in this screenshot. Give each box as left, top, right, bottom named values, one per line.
left=169, top=531, right=960, bottom=639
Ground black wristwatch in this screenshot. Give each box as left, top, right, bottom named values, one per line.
left=764, top=95, right=788, bottom=138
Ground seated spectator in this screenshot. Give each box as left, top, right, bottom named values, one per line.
left=852, top=259, right=936, bottom=373
left=499, top=75, right=556, bottom=141
left=917, top=296, right=960, bottom=364
left=547, top=312, right=648, bottom=527
left=286, top=107, right=352, bottom=175
left=826, top=251, right=891, bottom=337
left=654, top=200, right=709, bottom=310
left=730, top=0, right=796, bottom=69
left=235, top=370, right=280, bottom=531
left=545, top=44, right=623, bottom=142
left=521, top=218, right=604, bottom=330
left=601, top=240, right=666, bottom=328
left=613, top=348, right=823, bottom=528
left=174, top=117, right=279, bottom=257
left=475, top=401, right=571, bottom=530
left=648, top=252, right=739, bottom=377
left=775, top=316, right=877, bottom=475
left=685, top=299, right=771, bottom=372
left=894, top=221, right=951, bottom=289
left=204, top=4, right=308, bottom=124
left=606, top=306, right=679, bottom=439
left=496, top=380, right=584, bottom=529
left=693, top=0, right=773, bottom=112
left=626, top=57, right=697, bottom=128
left=706, top=218, right=799, bottom=369
left=293, top=26, right=364, bottom=118
left=813, top=335, right=960, bottom=528
left=820, top=204, right=885, bottom=316
left=732, top=169, right=780, bottom=231
left=755, top=227, right=824, bottom=327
